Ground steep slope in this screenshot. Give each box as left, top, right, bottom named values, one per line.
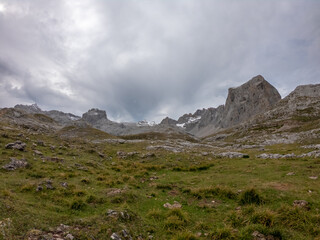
left=161, top=75, right=281, bottom=137
left=14, top=104, right=81, bottom=125
left=206, top=83, right=320, bottom=145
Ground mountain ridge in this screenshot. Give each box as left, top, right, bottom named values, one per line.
left=2, top=75, right=319, bottom=139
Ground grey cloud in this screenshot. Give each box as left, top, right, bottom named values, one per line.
left=0, top=0, right=319, bottom=122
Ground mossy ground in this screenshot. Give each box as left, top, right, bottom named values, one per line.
left=0, top=123, right=320, bottom=239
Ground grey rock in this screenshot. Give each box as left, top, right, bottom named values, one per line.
left=45, top=180, right=54, bottom=190
left=3, top=157, right=28, bottom=170
left=14, top=103, right=42, bottom=113
left=146, top=145, right=183, bottom=153
left=215, top=152, right=248, bottom=158
left=65, top=234, right=74, bottom=240
left=163, top=201, right=182, bottom=209
left=107, top=209, right=119, bottom=217
left=293, top=200, right=309, bottom=209
left=223, top=75, right=281, bottom=128
left=111, top=233, right=122, bottom=240
left=286, top=172, right=295, bottom=176
left=60, top=182, right=68, bottom=188
left=33, top=150, right=43, bottom=155
left=309, top=176, right=318, bottom=180
left=82, top=108, right=108, bottom=125
left=257, top=153, right=296, bottom=159
left=121, top=229, right=132, bottom=240
left=160, top=117, right=177, bottom=125
left=5, top=141, right=26, bottom=151
left=107, top=188, right=125, bottom=196
left=162, top=75, right=281, bottom=137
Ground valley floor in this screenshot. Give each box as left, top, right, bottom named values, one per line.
left=1, top=124, right=320, bottom=240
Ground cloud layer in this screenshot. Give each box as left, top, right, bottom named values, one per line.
left=0, top=0, right=319, bottom=122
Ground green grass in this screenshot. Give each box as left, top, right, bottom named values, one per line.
left=0, top=121, right=320, bottom=239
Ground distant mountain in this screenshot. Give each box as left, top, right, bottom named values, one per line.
left=161, top=75, right=281, bottom=137
left=205, top=82, right=320, bottom=145
left=1, top=75, right=319, bottom=141
left=14, top=104, right=81, bottom=125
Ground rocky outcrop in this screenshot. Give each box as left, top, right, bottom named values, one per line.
left=3, top=157, right=28, bottom=171
left=222, top=75, right=281, bottom=128
left=13, top=104, right=81, bottom=126
left=82, top=108, right=108, bottom=124
left=162, top=75, right=281, bottom=137
left=160, top=117, right=177, bottom=125
left=14, top=103, right=42, bottom=114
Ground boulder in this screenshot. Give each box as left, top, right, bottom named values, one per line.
left=5, top=141, right=26, bottom=151
left=3, top=158, right=28, bottom=171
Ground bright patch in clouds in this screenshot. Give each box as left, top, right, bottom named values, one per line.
left=0, top=3, right=6, bottom=12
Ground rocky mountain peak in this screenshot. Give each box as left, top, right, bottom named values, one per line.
left=82, top=108, right=108, bottom=124
left=14, top=103, right=42, bottom=113
left=223, top=75, right=281, bottom=127
left=160, top=117, right=177, bottom=125
left=160, top=75, right=282, bottom=137
left=287, top=84, right=320, bottom=98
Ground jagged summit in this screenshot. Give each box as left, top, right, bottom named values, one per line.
left=15, top=103, right=42, bottom=113
left=82, top=108, right=108, bottom=124
left=223, top=75, right=281, bottom=128
left=287, top=83, right=320, bottom=98
left=161, top=75, right=282, bottom=137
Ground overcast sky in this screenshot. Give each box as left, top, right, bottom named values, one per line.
left=0, top=0, right=319, bottom=122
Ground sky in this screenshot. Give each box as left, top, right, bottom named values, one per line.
left=0, top=0, right=319, bottom=122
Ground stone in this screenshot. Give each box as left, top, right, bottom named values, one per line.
left=107, top=188, right=125, bottom=197
left=293, top=200, right=309, bottom=209
left=215, top=152, right=247, bottom=158
left=3, top=157, right=28, bottom=171
left=65, top=233, right=74, bottom=240
left=257, top=153, right=296, bottom=159
left=309, top=176, right=318, bottom=180
left=121, top=229, right=132, bottom=240
left=286, top=172, right=295, bottom=176
left=111, top=232, right=122, bottom=240
left=163, top=201, right=182, bottom=209
left=60, top=182, right=68, bottom=188
left=98, top=152, right=105, bottom=158
left=5, top=141, right=26, bottom=151
left=33, top=150, right=43, bottom=156
left=46, top=180, right=54, bottom=190
left=146, top=145, right=183, bottom=153
left=107, top=209, right=118, bottom=217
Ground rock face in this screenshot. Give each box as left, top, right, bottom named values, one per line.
left=160, top=117, right=177, bottom=125
left=162, top=75, right=281, bottom=137
left=14, top=103, right=42, bottom=113
left=82, top=108, right=108, bottom=124
left=13, top=104, right=81, bottom=126
left=222, top=75, right=281, bottom=128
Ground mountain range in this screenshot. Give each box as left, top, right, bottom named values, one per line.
left=1, top=75, right=319, bottom=142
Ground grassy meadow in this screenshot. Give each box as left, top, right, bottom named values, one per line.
left=0, top=124, right=320, bottom=239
